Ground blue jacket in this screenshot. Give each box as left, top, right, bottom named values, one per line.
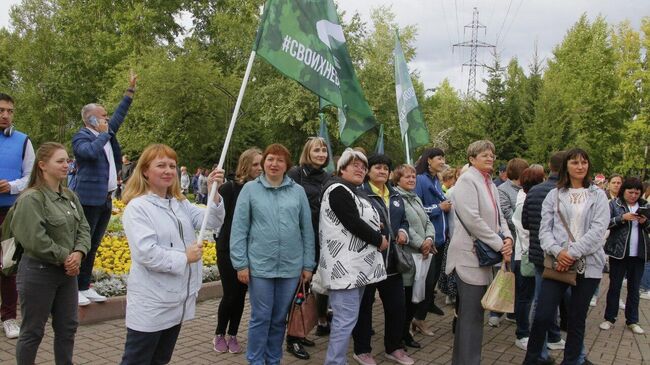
left=230, top=174, right=316, bottom=279
left=72, top=96, right=132, bottom=206
left=415, top=172, right=449, bottom=246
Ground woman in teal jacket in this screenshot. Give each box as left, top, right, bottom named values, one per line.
left=230, top=143, right=315, bottom=365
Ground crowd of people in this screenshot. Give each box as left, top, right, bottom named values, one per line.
left=0, top=73, right=650, bottom=365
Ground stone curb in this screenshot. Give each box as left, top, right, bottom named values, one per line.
left=78, top=280, right=223, bottom=325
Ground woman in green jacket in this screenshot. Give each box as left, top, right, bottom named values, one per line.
left=12, top=142, right=91, bottom=365
left=392, top=164, right=436, bottom=344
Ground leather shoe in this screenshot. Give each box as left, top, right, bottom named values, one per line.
left=299, top=337, right=315, bottom=347
left=535, top=356, right=555, bottom=365
left=287, top=341, right=310, bottom=360
left=316, top=324, right=331, bottom=336
left=403, top=337, right=421, bottom=349
left=428, top=303, right=444, bottom=316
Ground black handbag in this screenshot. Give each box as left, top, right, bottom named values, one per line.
left=455, top=211, right=503, bottom=267
left=377, top=200, right=414, bottom=274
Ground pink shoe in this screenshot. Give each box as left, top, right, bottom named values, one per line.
left=353, top=352, right=377, bottom=365
left=385, top=349, right=415, bottom=365
left=227, top=335, right=242, bottom=353
left=213, top=335, right=228, bottom=353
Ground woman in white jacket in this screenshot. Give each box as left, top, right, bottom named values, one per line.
left=120, top=144, right=225, bottom=365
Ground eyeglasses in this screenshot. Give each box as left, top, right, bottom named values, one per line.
left=350, top=162, right=367, bottom=172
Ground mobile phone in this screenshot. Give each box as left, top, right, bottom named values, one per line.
left=88, top=115, right=99, bottom=127
left=637, top=206, right=650, bottom=219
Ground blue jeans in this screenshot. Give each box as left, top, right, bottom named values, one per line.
left=325, top=287, right=365, bottom=365
left=532, top=267, right=561, bottom=360
left=640, top=262, right=650, bottom=291
left=247, top=276, right=299, bottom=365
left=514, top=260, right=535, bottom=339
left=525, top=275, right=599, bottom=365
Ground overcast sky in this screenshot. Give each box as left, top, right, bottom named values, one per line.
left=1, top=0, right=647, bottom=95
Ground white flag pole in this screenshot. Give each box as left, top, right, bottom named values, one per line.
left=197, top=49, right=257, bottom=242
left=404, top=133, right=411, bottom=165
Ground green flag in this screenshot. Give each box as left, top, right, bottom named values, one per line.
left=318, top=112, right=335, bottom=173
left=394, top=30, right=429, bottom=151
left=375, top=124, right=385, bottom=155
left=255, top=0, right=376, bottom=146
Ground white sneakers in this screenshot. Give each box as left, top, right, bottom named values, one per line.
left=589, top=296, right=598, bottom=307
left=619, top=300, right=626, bottom=310
left=487, top=316, right=500, bottom=327
left=599, top=321, right=614, bottom=330
left=515, top=337, right=529, bottom=351
left=640, top=290, right=650, bottom=300
left=78, top=288, right=107, bottom=306
left=2, top=319, right=20, bottom=339
left=628, top=324, right=645, bottom=334
left=547, top=339, right=565, bottom=350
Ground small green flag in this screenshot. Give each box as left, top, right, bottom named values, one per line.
left=318, top=112, right=335, bottom=173
left=394, top=30, right=429, bottom=151
left=375, top=124, right=385, bottom=155
left=255, top=0, right=376, bottom=146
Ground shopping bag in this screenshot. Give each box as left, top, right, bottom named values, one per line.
left=481, top=263, right=515, bottom=313
left=411, top=253, right=432, bottom=303
left=520, top=251, right=536, bottom=278
left=287, top=279, right=318, bottom=338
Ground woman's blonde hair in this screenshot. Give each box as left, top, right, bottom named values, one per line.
left=299, top=137, right=329, bottom=167
left=27, top=142, right=68, bottom=190
left=235, top=147, right=262, bottom=184
left=122, top=144, right=184, bottom=205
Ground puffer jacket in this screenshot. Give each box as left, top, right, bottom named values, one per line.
left=604, top=198, right=650, bottom=261
left=522, top=174, right=559, bottom=267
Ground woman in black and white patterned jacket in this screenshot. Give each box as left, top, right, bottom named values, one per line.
left=317, top=148, right=387, bottom=365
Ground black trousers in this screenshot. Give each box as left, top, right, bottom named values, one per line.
left=353, top=274, right=405, bottom=354
left=403, top=285, right=416, bottom=340
left=524, top=275, right=599, bottom=365
left=215, top=249, right=247, bottom=336
left=78, top=200, right=112, bottom=290
left=605, top=256, right=644, bottom=325
left=120, top=324, right=182, bottom=365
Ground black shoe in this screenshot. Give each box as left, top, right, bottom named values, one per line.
left=316, top=324, right=331, bottom=336
left=535, top=356, right=556, bottom=365
left=580, top=359, right=593, bottom=365
left=370, top=328, right=375, bottom=336
left=327, top=310, right=333, bottom=323
left=287, top=341, right=310, bottom=360
left=403, top=337, right=421, bottom=349
left=452, top=316, right=457, bottom=334
left=428, top=303, right=444, bottom=316
left=299, top=337, right=315, bottom=347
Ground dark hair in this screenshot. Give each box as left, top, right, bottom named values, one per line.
left=520, top=166, right=546, bottom=193
left=609, top=174, right=623, bottom=183
left=0, top=93, right=14, bottom=104
left=618, top=177, right=643, bottom=199
left=557, top=148, right=592, bottom=189
left=549, top=151, right=565, bottom=173
left=506, top=158, right=529, bottom=180
left=367, top=154, right=393, bottom=172
left=262, top=143, right=293, bottom=173
left=414, top=148, right=445, bottom=174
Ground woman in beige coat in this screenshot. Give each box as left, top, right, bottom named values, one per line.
left=445, top=140, right=513, bottom=365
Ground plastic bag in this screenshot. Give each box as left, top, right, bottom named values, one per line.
left=411, top=253, right=432, bottom=303
left=481, top=263, right=515, bottom=313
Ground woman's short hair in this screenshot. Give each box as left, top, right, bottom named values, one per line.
left=122, top=144, right=183, bottom=204
left=520, top=165, right=546, bottom=193
left=391, top=164, right=416, bottom=185
left=466, top=140, right=496, bottom=160
left=27, top=142, right=67, bottom=190
left=414, top=147, right=445, bottom=175
left=262, top=143, right=292, bottom=172
left=367, top=154, right=393, bottom=172
left=557, top=148, right=592, bottom=189
left=618, top=177, right=644, bottom=198
left=506, top=158, right=529, bottom=181
left=441, top=167, right=457, bottom=183
left=609, top=174, right=623, bottom=183
left=299, top=137, right=329, bottom=167
left=337, top=148, right=367, bottom=174
left=235, top=147, right=262, bottom=184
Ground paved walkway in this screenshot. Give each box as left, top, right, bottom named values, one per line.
left=0, top=276, right=648, bottom=364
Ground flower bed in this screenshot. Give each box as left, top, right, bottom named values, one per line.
left=90, top=199, right=220, bottom=297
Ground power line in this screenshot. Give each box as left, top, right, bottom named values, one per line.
left=499, top=0, right=524, bottom=49
left=495, top=0, right=513, bottom=47
left=440, top=0, right=454, bottom=50
left=453, top=7, right=495, bottom=97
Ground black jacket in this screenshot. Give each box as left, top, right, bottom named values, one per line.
left=214, top=180, right=244, bottom=253
left=604, top=198, right=650, bottom=261
left=522, top=174, right=559, bottom=267
left=361, top=182, right=409, bottom=275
